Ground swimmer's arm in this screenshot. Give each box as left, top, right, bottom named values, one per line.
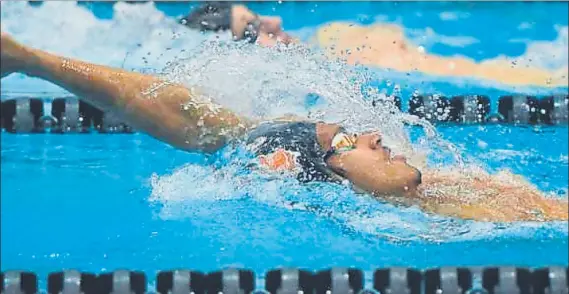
left=418, top=172, right=568, bottom=222
left=3, top=33, right=251, bottom=153
left=477, top=180, right=569, bottom=222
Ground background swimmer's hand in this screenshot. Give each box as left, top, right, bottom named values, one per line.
left=256, top=31, right=297, bottom=47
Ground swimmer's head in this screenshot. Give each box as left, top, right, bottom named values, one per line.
left=318, top=124, right=422, bottom=197
left=179, top=2, right=232, bottom=32
left=180, top=2, right=292, bottom=45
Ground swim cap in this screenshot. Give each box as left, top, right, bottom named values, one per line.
left=180, top=2, right=259, bottom=43
left=246, top=121, right=343, bottom=183
left=179, top=2, right=232, bottom=32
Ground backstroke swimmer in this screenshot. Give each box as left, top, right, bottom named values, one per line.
left=180, top=2, right=567, bottom=88
left=1, top=32, right=567, bottom=222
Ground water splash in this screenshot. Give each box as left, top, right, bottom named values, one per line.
left=2, top=1, right=567, bottom=242
left=159, top=39, right=470, bottom=167
left=149, top=157, right=568, bottom=242
left=151, top=38, right=567, bottom=241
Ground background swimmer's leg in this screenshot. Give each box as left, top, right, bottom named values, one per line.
left=0, top=32, right=250, bottom=153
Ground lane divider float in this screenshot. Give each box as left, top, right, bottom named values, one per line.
left=1, top=94, right=567, bottom=134
left=1, top=266, right=567, bottom=294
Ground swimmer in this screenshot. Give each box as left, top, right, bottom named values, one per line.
left=179, top=2, right=294, bottom=46
left=1, top=32, right=567, bottom=222
left=181, top=2, right=567, bottom=87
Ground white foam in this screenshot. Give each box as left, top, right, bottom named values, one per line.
left=148, top=159, right=569, bottom=242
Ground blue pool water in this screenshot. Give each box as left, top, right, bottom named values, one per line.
left=2, top=125, right=568, bottom=285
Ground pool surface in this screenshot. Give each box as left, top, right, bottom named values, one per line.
left=1, top=0, right=569, bottom=291
left=2, top=125, right=567, bottom=280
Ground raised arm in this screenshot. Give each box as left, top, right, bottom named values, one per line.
left=1, top=32, right=251, bottom=153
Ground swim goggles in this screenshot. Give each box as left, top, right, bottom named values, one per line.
left=323, top=132, right=357, bottom=162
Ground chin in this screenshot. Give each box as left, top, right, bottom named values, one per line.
left=413, top=168, right=423, bottom=185
left=398, top=161, right=422, bottom=186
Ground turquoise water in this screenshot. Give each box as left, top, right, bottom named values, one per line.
left=1, top=126, right=567, bottom=283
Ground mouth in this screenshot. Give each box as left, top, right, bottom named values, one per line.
left=392, top=155, right=407, bottom=163
left=382, top=147, right=392, bottom=159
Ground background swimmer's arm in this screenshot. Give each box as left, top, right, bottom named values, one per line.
left=1, top=33, right=251, bottom=153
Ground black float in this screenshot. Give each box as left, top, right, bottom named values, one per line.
left=538, top=94, right=568, bottom=125
left=408, top=94, right=451, bottom=122
left=51, top=98, right=92, bottom=133
left=448, top=95, right=491, bottom=123
left=482, top=267, right=532, bottom=294
left=373, top=267, right=422, bottom=294
left=97, top=270, right=146, bottom=294
left=498, top=95, right=540, bottom=124
left=2, top=267, right=569, bottom=293
left=424, top=267, right=473, bottom=294
left=265, top=268, right=313, bottom=294
left=314, top=267, right=363, bottom=294
left=1, top=271, right=38, bottom=294
left=531, top=266, right=568, bottom=294
left=47, top=270, right=97, bottom=294
left=372, top=95, right=402, bottom=111
left=206, top=268, right=254, bottom=294
left=1, top=98, right=45, bottom=133
left=156, top=270, right=206, bottom=294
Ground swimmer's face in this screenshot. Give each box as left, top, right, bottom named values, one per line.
left=320, top=125, right=422, bottom=197
left=231, top=5, right=293, bottom=45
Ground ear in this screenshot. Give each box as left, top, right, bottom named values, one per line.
left=326, top=157, right=348, bottom=178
